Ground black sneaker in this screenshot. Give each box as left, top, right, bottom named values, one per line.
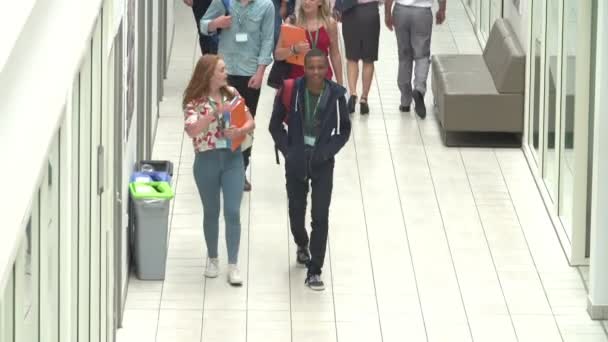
left=305, top=274, right=325, bottom=291
left=347, top=95, right=357, bottom=114
left=360, top=98, right=369, bottom=115
left=296, top=246, right=311, bottom=267
left=412, top=90, right=426, bottom=119
left=399, top=105, right=410, bottom=112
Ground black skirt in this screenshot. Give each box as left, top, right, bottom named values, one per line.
left=341, top=2, right=380, bottom=62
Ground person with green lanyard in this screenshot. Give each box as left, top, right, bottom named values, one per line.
left=201, top=0, right=275, bottom=191
left=269, top=49, right=351, bottom=291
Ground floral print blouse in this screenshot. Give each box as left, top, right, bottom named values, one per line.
left=183, top=87, right=245, bottom=153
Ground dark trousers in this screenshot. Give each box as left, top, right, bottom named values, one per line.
left=192, top=0, right=217, bottom=55
left=228, top=75, right=261, bottom=171
left=287, top=159, right=334, bottom=275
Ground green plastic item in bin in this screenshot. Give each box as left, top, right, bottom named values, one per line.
left=129, top=182, right=174, bottom=199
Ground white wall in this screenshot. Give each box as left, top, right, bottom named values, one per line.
left=0, top=0, right=103, bottom=293
left=0, top=0, right=38, bottom=71
left=589, top=0, right=608, bottom=313
left=120, top=114, right=138, bottom=306
left=167, top=0, right=175, bottom=65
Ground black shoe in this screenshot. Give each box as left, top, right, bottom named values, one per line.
left=347, top=95, right=357, bottom=114
left=244, top=178, right=251, bottom=192
left=296, top=246, right=311, bottom=267
left=399, top=105, right=410, bottom=112
left=360, top=98, right=369, bottom=115
left=305, top=273, right=325, bottom=291
left=412, top=90, right=426, bottom=119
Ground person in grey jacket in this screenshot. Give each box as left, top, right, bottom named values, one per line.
left=269, top=49, right=351, bottom=291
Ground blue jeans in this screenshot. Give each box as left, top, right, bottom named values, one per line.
left=193, top=148, right=245, bottom=264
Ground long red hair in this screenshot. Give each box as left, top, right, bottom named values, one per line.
left=182, top=54, right=234, bottom=109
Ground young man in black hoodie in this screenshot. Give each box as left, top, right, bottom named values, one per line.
left=269, top=49, right=351, bottom=291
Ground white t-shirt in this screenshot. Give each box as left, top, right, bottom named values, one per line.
left=395, top=0, right=434, bottom=7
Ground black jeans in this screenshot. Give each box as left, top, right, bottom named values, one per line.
left=286, top=157, right=334, bottom=275
left=193, top=0, right=217, bottom=55
left=228, top=75, right=261, bottom=171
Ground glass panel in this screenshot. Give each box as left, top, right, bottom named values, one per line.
left=68, top=72, right=81, bottom=342
left=467, top=0, right=478, bottom=24
left=21, top=197, right=41, bottom=341
left=481, top=0, right=490, bottom=37
left=0, top=270, right=15, bottom=342
left=471, top=0, right=478, bottom=20
left=490, top=0, right=501, bottom=26
left=39, top=131, right=61, bottom=342
left=529, top=0, right=544, bottom=160
left=89, top=17, right=103, bottom=341
left=543, top=0, right=560, bottom=201
left=559, top=0, right=577, bottom=235
left=78, top=44, right=93, bottom=342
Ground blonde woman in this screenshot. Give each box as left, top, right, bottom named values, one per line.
left=274, top=0, right=344, bottom=85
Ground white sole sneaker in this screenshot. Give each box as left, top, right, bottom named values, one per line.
left=305, top=274, right=325, bottom=291
left=227, top=264, right=243, bottom=286
left=204, top=258, right=219, bottom=278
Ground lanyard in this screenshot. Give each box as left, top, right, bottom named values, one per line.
left=305, top=88, right=322, bottom=124
left=208, top=96, right=227, bottom=131
left=235, top=3, right=251, bottom=28
left=307, top=29, right=320, bottom=49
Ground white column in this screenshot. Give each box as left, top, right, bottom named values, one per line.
left=588, top=0, right=608, bottom=320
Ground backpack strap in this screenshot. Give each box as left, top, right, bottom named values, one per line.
left=210, top=0, right=231, bottom=46
left=282, top=78, right=295, bottom=112
left=222, top=0, right=231, bottom=14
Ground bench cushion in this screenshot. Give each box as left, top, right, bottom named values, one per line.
left=432, top=54, right=488, bottom=75
left=436, top=71, right=523, bottom=132
left=483, top=19, right=526, bottom=93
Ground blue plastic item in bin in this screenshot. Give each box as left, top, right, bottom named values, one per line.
left=130, top=171, right=172, bottom=183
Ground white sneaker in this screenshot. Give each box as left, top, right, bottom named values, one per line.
left=205, top=258, right=219, bottom=278
left=227, top=264, right=243, bottom=286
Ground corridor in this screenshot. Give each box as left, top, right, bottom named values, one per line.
left=117, top=1, right=608, bottom=341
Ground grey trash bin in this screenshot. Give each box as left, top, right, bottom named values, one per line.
left=130, top=182, right=174, bottom=280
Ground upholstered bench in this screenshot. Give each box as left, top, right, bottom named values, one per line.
left=431, top=19, right=526, bottom=146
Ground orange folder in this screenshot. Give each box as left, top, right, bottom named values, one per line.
left=227, top=97, right=248, bottom=151
left=281, top=24, right=308, bottom=66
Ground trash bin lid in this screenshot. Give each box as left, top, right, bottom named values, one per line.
left=129, top=182, right=174, bottom=199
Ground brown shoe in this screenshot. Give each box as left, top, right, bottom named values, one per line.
left=244, top=179, right=251, bottom=192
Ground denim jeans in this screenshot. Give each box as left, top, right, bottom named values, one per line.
left=193, top=148, right=245, bottom=264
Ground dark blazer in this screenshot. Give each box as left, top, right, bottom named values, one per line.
left=269, top=78, right=351, bottom=180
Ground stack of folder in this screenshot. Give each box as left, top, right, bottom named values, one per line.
left=281, top=24, right=308, bottom=66
left=222, top=96, right=248, bottom=151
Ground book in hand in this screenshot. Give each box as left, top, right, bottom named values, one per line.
left=221, top=97, right=248, bottom=151
left=280, top=24, right=308, bottom=66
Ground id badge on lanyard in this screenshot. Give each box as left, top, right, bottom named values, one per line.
left=235, top=6, right=250, bottom=43
left=235, top=32, right=248, bottom=42
left=209, top=99, right=229, bottom=148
